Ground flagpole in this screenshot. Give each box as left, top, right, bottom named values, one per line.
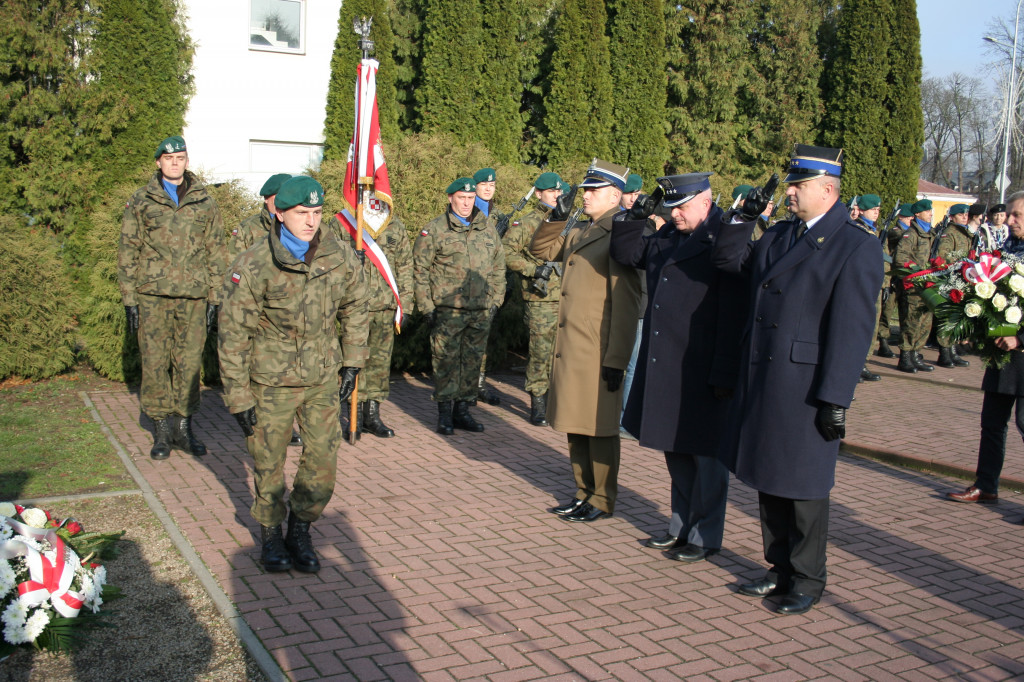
left=349, top=17, right=375, bottom=445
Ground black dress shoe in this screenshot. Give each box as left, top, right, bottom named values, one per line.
left=550, top=498, right=586, bottom=516
left=644, top=533, right=680, bottom=550
left=776, top=593, right=819, bottom=615
left=666, top=543, right=718, bottom=563
left=737, top=578, right=789, bottom=597
left=859, top=366, right=881, bottom=382
left=564, top=503, right=611, bottom=523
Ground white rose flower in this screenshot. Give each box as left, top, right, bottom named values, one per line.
left=975, top=281, right=997, bottom=299
left=19, top=508, right=47, bottom=529
left=23, top=609, right=49, bottom=642
left=965, top=302, right=983, bottom=318
left=993, top=294, right=1008, bottom=311
left=1010, top=275, right=1024, bottom=294
left=0, top=502, right=16, bottom=517
left=1006, top=306, right=1022, bottom=325
left=1016, top=263, right=1024, bottom=275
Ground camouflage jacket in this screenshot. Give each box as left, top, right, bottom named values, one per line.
left=932, top=222, right=973, bottom=261
left=894, top=221, right=934, bottom=271
left=217, top=224, right=369, bottom=413
left=503, top=205, right=561, bottom=303
left=413, top=209, right=506, bottom=313
left=229, top=205, right=274, bottom=263
left=328, top=214, right=414, bottom=313
left=118, top=171, right=227, bottom=306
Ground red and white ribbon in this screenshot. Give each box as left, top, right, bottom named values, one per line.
left=962, top=252, right=1012, bottom=284
left=336, top=209, right=403, bottom=331
left=1, top=517, right=84, bottom=617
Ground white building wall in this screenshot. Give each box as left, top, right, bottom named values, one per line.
left=180, top=0, right=343, bottom=194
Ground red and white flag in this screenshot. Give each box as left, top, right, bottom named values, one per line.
left=342, top=58, right=393, bottom=239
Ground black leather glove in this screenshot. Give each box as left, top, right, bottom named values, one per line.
left=739, top=173, right=779, bottom=221
left=549, top=184, right=578, bottom=221
left=339, top=366, right=361, bottom=402
left=534, top=263, right=554, bottom=281
left=423, top=309, right=437, bottom=329
left=815, top=403, right=846, bottom=441
left=628, top=187, right=664, bottom=220
left=206, top=303, right=219, bottom=334
left=601, top=366, right=624, bottom=392
left=355, top=248, right=367, bottom=264
left=233, top=407, right=257, bottom=438
left=125, top=305, right=139, bottom=336
left=712, top=386, right=734, bottom=400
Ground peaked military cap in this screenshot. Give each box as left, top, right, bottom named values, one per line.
left=579, top=159, right=630, bottom=190
left=910, top=198, right=932, bottom=214
left=969, top=203, right=988, bottom=217
left=447, top=177, right=476, bottom=194
left=732, top=184, right=753, bottom=200
left=473, top=168, right=496, bottom=183
left=948, top=203, right=969, bottom=216
left=858, top=194, right=881, bottom=210
left=259, top=173, right=293, bottom=198
left=784, top=144, right=843, bottom=183
left=623, top=174, right=644, bottom=193
left=534, top=172, right=563, bottom=191
left=898, top=203, right=914, bottom=217
left=990, top=203, right=1007, bottom=214
left=154, top=135, right=187, bottom=159
left=274, top=176, right=324, bottom=211
left=657, top=172, right=713, bottom=208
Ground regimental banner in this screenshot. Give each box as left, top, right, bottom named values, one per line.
left=343, top=58, right=393, bottom=241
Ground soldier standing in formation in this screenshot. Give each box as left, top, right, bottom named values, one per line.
left=894, top=199, right=936, bottom=373
left=932, top=203, right=972, bottom=368
left=414, top=177, right=506, bottom=435
left=853, top=193, right=883, bottom=382
left=502, top=171, right=566, bottom=426
left=530, top=160, right=642, bottom=523
left=118, top=136, right=226, bottom=460
left=472, top=167, right=503, bottom=406
left=218, top=176, right=369, bottom=573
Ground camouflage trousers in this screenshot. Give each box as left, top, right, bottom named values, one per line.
left=879, top=275, right=897, bottom=338
left=524, top=301, right=558, bottom=396
left=137, top=294, right=205, bottom=419
left=247, top=376, right=340, bottom=526
left=867, top=289, right=884, bottom=362
left=356, top=309, right=397, bottom=402
left=898, top=289, right=933, bottom=351
left=431, top=308, right=490, bottom=401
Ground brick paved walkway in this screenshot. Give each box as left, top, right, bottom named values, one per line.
left=88, top=369, right=1024, bottom=681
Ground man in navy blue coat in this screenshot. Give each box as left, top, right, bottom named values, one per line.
left=610, top=173, right=746, bottom=563
left=712, top=145, right=883, bottom=615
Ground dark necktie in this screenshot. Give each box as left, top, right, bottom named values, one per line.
left=791, top=221, right=808, bottom=247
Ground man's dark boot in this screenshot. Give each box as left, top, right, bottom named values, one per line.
left=530, top=393, right=548, bottom=426
left=342, top=401, right=363, bottom=441
left=437, top=400, right=454, bottom=436
left=260, top=525, right=292, bottom=572
left=363, top=400, right=395, bottom=438
left=453, top=400, right=485, bottom=432
left=150, top=418, right=173, bottom=460
left=913, top=352, right=935, bottom=372
left=477, top=372, right=501, bottom=405
left=897, top=350, right=918, bottom=373
left=172, top=414, right=207, bottom=456
left=951, top=346, right=970, bottom=366
left=876, top=339, right=895, bottom=358
left=285, top=513, right=320, bottom=573
left=937, top=347, right=956, bottom=368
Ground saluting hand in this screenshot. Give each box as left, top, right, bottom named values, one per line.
left=739, top=173, right=779, bottom=221
left=549, top=185, right=578, bottom=221
left=627, top=187, right=664, bottom=220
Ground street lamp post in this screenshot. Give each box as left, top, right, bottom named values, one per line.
left=985, top=0, right=1024, bottom=203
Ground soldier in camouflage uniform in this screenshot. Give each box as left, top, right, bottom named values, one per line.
left=219, top=176, right=368, bottom=574
left=328, top=212, right=413, bottom=438
left=414, top=177, right=506, bottom=435
left=118, top=136, right=227, bottom=461
left=894, top=199, right=937, bottom=373
left=932, top=203, right=973, bottom=368
left=503, top=172, right=565, bottom=425
left=472, top=167, right=503, bottom=405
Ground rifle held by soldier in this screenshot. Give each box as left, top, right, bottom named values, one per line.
left=494, top=186, right=536, bottom=238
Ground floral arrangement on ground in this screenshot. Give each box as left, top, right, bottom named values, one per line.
left=0, top=502, right=124, bottom=658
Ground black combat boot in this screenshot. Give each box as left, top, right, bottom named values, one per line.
left=913, top=351, right=935, bottom=372
left=342, top=401, right=362, bottom=441
left=936, top=347, right=956, bottom=368
left=530, top=393, right=548, bottom=426
left=150, top=418, right=173, bottom=460
left=453, top=400, right=485, bottom=432
left=951, top=346, right=970, bottom=367
left=289, top=430, right=303, bottom=446
left=285, top=513, right=320, bottom=573
left=876, top=339, right=896, bottom=358
left=897, top=350, right=918, bottom=373
left=477, top=372, right=501, bottom=405
left=260, top=524, right=292, bottom=572
left=171, top=414, right=207, bottom=456
left=437, top=400, right=455, bottom=436
left=363, top=400, right=395, bottom=438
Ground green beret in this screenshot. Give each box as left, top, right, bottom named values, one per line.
left=859, top=194, right=881, bottom=210
left=732, top=184, right=753, bottom=200
left=154, top=135, right=187, bottom=159
left=274, top=176, right=324, bottom=211
left=911, top=199, right=932, bottom=214
left=473, top=168, right=496, bottom=183
left=447, top=177, right=476, bottom=194
left=898, top=203, right=914, bottom=217
left=948, top=203, right=969, bottom=216
left=259, top=173, right=292, bottom=198
left=534, top=172, right=563, bottom=191
left=623, top=174, right=643, bottom=193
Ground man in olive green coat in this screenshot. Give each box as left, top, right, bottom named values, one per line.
left=414, top=178, right=506, bottom=435
left=502, top=171, right=566, bottom=425
left=219, top=176, right=368, bottom=574
left=118, top=136, right=227, bottom=461
left=894, top=199, right=937, bottom=373
left=932, top=203, right=973, bottom=368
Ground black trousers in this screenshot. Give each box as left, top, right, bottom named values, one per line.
left=975, top=390, right=1024, bottom=494
left=758, top=492, right=829, bottom=598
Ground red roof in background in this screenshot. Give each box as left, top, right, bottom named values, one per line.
left=918, top=178, right=963, bottom=194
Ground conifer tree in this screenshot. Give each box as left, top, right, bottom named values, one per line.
left=391, top=0, right=426, bottom=132
left=541, top=0, right=613, bottom=172
left=883, top=0, right=924, bottom=202
left=607, top=0, right=668, bottom=182
left=478, top=0, right=526, bottom=163
left=323, top=0, right=399, bottom=160
left=518, top=0, right=560, bottom=164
